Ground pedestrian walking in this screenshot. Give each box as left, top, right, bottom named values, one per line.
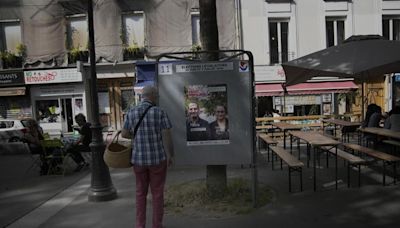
left=122, top=85, right=174, bottom=228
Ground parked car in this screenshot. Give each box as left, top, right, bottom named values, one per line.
left=0, top=119, right=29, bottom=143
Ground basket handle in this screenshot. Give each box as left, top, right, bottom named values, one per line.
left=109, top=130, right=122, bottom=145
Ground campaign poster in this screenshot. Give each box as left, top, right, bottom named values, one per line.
left=185, top=84, right=229, bottom=146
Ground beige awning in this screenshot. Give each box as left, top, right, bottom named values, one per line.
left=0, top=87, right=26, bottom=96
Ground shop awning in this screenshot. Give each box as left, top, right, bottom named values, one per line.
left=0, top=87, right=26, bottom=96
left=256, top=81, right=358, bottom=96
left=255, top=83, right=284, bottom=97
left=286, top=81, right=358, bottom=95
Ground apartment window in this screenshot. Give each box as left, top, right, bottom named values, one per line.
left=383, top=17, right=400, bottom=40
left=122, top=12, right=145, bottom=47
left=326, top=17, right=345, bottom=47
left=191, top=12, right=200, bottom=46
left=0, top=21, right=22, bottom=53
left=269, top=19, right=288, bottom=64
left=66, top=15, right=88, bottom=50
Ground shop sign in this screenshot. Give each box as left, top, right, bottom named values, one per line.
left=24, top=68, right=82, bottom=84
left=254, top=65, right=286, bottom=83
left=0, top=70, right=24, bottom=86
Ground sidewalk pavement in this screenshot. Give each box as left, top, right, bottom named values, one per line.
left=3, top=146, right=400, bottom=228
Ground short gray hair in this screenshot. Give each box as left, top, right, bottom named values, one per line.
left=142, top=85, right=157, bottom=98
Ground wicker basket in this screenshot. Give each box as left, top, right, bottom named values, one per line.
left=103, top=131, right=132, bottom=168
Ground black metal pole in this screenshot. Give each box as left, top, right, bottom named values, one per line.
left=87, top=0, right=117, bottom=202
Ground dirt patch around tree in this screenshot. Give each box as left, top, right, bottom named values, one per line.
left=164, top=178, right=275, bottom=219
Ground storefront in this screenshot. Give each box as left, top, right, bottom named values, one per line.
left=80, top=62, right=136, bottom=131
left=24, top=68, right=85, bottom=133
left=0, top=69, right=32, bottom=119
left=255, top=81, right=358, bottom=117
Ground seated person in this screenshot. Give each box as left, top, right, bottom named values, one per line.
left=384, top=106, right=400, bottom=131
left=23, top=119, right=48, bottom=175
left=67, top=113, right=91, bottom=171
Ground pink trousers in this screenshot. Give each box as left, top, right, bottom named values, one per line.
left=133, top=161, right=167, bottom=228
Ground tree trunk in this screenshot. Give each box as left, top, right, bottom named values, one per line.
left=199, top=0, right=227, bottom=198
left=200, top=0, right=219, bottom=61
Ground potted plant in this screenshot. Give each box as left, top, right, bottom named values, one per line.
left=68, top=47, right=89, bottom=64
left=0, top=50, right=23, bottom=69
left=123, top=43, right=144, bottom=60
left=190, top=44, right=202, bottom=59
left=15, top=43, right=27, bottom=58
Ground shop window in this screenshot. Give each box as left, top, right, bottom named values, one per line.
left=326, top=17, right=345, bottom=47
left=293, top=105, right=321, bottom=116
left=0, top=21, right=23, bottom=69
left=98, top=92, right=111, bottom=127
left=122, top=12, right=145, bottom=60
left=36, top=100, right=61, bottom=123
left=66, top=15, right=89, bottom=64
left=268, top=19, right=289, bottom=64
left=0, top=21, right=22, bottom=53
left=382, top=17, right=400, bottom=41
left=121, top=88, right=136, bottom=113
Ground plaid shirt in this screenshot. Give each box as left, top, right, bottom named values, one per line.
left=123, top=100, right=172, bottom=166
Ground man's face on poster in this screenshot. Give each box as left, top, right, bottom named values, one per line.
left=188, top=103, right=199, bottom=121
left=215, top=106, right=226, bottom=121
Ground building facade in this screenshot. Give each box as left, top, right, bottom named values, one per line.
left=1, top=0, right=399, bottom=132
left=241, top=0, right=400, bottom=118
left=0, top=0, right=238, bottom=133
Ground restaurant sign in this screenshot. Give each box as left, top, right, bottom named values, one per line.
left=24, top=68, right=82, bottom=84
left=0, top=70, right=25, bottom=86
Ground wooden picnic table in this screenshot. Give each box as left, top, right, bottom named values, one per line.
left=271, top=122, right=303, bottom=149
left=358, top=127, right=400, bottom=140
left=322, top=119, right=361, bottom=140
left=289, top=130, right=341, bottom=191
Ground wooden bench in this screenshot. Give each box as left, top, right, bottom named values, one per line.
left=321, top=146, right=365, bottom=187
left=258, top=133, right=278, bottom=162
left=382, top=139, right=400, bottom=153
left=343, top=143, right=400, bottom=186
left=270, top=146, right=304, bottom=192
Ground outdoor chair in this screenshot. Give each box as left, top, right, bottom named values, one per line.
left=24, top=143, right=42, bottom=174
left=41, top=138, right=73, bottom=175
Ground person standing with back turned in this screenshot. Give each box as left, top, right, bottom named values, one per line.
left=121, top=85, right=174, bottom=228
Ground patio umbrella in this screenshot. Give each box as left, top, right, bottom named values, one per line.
left=282, top=34, right=400, bottom=119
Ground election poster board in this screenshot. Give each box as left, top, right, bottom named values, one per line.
left=157, top=60, right=253, bottom=165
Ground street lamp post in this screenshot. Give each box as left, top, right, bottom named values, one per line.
left=87, top=0, right=117, bottom=202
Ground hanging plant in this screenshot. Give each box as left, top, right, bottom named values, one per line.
left=15, top=43, right=27, bottom=58
left=68, top=47, right=89, bottom=64
left=123, top=43, right=144, bottom=60
left=0, top=51, right=23, bottom=69
left=191, top=44, right=202, bottom=52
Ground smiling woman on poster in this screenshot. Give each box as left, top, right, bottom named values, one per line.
left=210, top=105, right=229, bottom=140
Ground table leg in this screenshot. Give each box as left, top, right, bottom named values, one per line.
left=307, top=143, right=310, bottom=168
left=284, top=130, right=287, bottom=149
left=297, top=138, right=300, bottom=160
left=335, top=146, right=338, bottom=190
left=290, top=135, right=293, bottom=153
left=334, top=124, right=337, bottom=136
left=314, top=146, right=317, bottom=192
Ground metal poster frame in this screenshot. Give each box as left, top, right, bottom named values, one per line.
left=155, top=50, right=257, bottom=207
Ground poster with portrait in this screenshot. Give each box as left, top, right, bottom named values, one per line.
left=184, top=84, right=229, bottom=146
left=323, top=103, right=332, bottom=115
